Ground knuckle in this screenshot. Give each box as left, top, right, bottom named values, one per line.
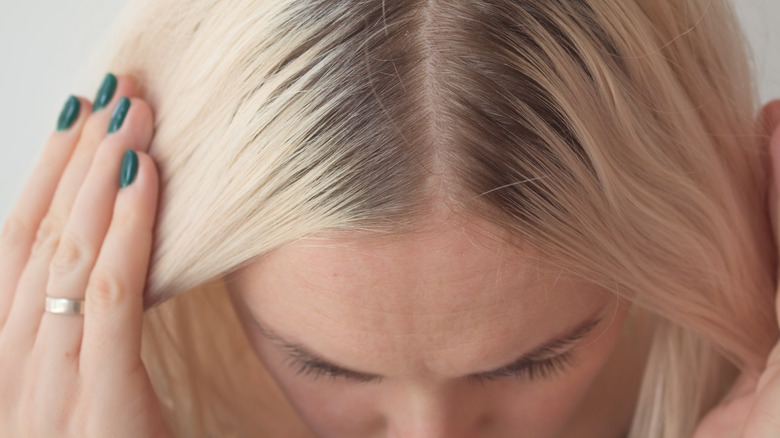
left=80, top=115, right=108, bottom=148
left=50, top=234, right=93, bottom=276
left=0, top=216, right=32, bottom=250
left=30, top=215, right=63, bottom=258
left=86, top=271, right=125, bottom=308
left=90, top=139, right=116, bottom=167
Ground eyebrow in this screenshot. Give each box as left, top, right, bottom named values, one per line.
left=249, top=309, right=606, bottom=381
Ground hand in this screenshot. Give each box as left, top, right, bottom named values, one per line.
left=0, top=74, right=168, bottom=437
left=692, top=99, right=780, bottom=438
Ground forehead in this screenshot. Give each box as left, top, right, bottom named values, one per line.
left=232, top=219, right=612, bottom=359
left=248, top=222, right=572, bottom=311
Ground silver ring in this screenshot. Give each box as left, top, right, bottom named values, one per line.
left=45, top=297, right=86, bottom=315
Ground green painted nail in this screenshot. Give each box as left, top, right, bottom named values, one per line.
left=120, top=150, right=139, bottom=189
left=56, top=95, right=80, bottom=131
left=93, top=73, right=117, bottom=112
left=107, top=97, right=131, bottom=134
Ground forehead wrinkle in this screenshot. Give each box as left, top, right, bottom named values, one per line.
left=272, top=240, right=582, bottom=334
left=288, top=284, right=520, bottom=353
left=271, top=234, right=594, bottom=315
left=299, top=281, right=574, bottom=341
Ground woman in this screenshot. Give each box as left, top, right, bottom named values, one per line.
left=2, top=0, right=780, bottom=436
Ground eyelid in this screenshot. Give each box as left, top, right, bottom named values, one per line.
left=287, top=354, right=382, bottom=383
left=471, top=350, right=576, bottom=382
left=287, top=348, right=578, bottom=384
left=469, top=317, right=598, bottom=379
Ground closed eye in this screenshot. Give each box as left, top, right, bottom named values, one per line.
left=269, top=313, right=603, bottom=384
left=286, top=354, right=383, bottom=383
left=287, top=348, right=578, bottom=384
left=466, top=349, right=576, bottom=384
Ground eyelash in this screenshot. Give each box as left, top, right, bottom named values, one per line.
left=287, top=356, right=382, bottom=383
left=466, top=350, right=576, bottom=385
left=286, top=350, right=577, bottom=384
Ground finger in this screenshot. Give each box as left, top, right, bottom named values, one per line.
left=768, top=122, right=780, bottom=246
left=80, top=151, right=158, bottom=379
left=743, top=345, right=780, bottom=438
left=0, top=96, right=89, bottom=327
left=36, top=97, right=154, bottom=366
left=3, top=75, right=140, bottom=342
left=759, top=99, right=780, bottom=139
left=770, top=122, right=780, bottom=189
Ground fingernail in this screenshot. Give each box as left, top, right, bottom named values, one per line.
left=93, top=73, right=117, bottom=112
left=107, top=97, right=131, bottom=134
left=120, top=150, right=138, bottom=189
left=56, top=95, right=80, bottom=131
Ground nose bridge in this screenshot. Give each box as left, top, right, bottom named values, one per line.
left=384, top=382, right=487, bottom=438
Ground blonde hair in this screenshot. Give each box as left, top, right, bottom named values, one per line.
left=83, top=0, right=778, bottom=436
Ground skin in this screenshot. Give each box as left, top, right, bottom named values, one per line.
left=223, top=215, right=642, bottom=438
left=0, top=74, right=167, bottom=437
left=3, top=71, right=780, bottom=437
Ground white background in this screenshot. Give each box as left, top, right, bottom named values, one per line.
left=0, top=0, right=778, bottom=222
